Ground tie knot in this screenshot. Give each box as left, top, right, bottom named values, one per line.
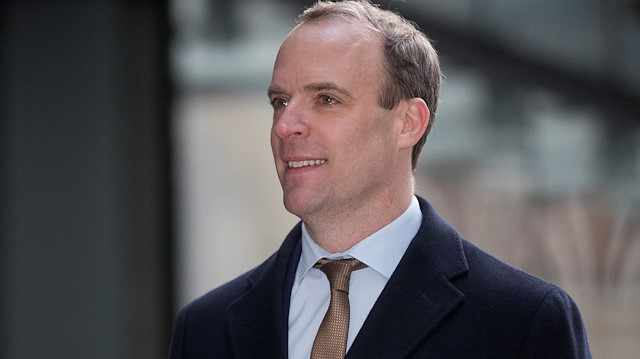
left=314, top=258, right=367, bottom=293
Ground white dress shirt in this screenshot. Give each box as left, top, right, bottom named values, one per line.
left=288, top=196, right=422, bottom=359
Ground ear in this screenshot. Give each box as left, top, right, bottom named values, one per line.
left=397, top=98, right=429, bottom=149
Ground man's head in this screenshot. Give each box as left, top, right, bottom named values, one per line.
left=298, top=0, right=441, bottom=170
left=268, top=0, right=440, bottom=226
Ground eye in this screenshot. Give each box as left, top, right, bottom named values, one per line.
left=270, top=98, right=288, bottom=110
left=319, top=95, right=337, bottom=106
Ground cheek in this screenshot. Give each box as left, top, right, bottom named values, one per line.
left=333, top=127, right=383, bottom=168
left=358, top=115, right=394, bottom=147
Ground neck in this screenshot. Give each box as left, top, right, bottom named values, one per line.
left=303, top=181, right=414, bottom=253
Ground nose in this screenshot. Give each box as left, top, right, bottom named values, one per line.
left=273, top=102, right=308, bottom=139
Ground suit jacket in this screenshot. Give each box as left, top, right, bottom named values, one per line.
left=170, top=196, right=591, bottom=358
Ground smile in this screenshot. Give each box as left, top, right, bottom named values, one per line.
left=288, top=159, right=326, bottom=168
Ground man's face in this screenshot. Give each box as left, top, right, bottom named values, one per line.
left=269, top=21, right=403, bottom=221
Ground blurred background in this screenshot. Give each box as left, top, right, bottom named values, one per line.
left=1, top=0, right=638, bottom=358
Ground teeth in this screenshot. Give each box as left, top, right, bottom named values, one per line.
left=288, top=159, right=326, bottom=168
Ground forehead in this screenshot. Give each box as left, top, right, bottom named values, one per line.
left=271, top=21, right=384, bottom=94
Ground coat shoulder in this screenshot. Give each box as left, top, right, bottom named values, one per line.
left=460, top=238, right=558, bottom=299
left=177, top=250, right=279, bottom=323
left=446, top=239, right=591, bottom=358
left=169, top=252, right=279, bottom=358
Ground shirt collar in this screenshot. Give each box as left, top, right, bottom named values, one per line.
left=295, top=196, right=422, bottom=285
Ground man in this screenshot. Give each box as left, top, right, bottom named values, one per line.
left=170, top=1, right=592, bottom=358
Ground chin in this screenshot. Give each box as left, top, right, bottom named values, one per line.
left=283, top=194, right=318, bottom=219
left=283, top=198, right=305, bottom=218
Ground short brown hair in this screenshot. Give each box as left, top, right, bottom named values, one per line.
left=298, top=0, right=441, bottom=170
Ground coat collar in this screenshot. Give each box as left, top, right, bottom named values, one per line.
left=346, top=196, right=469, bottom=358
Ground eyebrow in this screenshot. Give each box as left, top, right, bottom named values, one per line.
left=304, top=82, right=354, bottom=100
left=267, top=82, right=355, bottom=100
left=267, top=85, right=287, bottom=98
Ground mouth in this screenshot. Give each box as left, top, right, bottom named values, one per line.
left=287, top=159, right=326, bottom=168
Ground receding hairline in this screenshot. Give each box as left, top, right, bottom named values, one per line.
left=293, top=5, right=385, bottom=42
left=288, top=16, right=382, bottom=43
left=272, top=19, right=388, bottom=97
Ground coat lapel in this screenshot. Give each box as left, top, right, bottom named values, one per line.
left=347, top=197, right=469, bottom=359
left=226, top=224, right=302, bottom=359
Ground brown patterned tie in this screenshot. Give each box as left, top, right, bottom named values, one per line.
left=310, top=258, right=368, bottom=359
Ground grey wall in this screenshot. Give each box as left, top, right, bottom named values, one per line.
left=0, top=1, right=173, bottom=357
